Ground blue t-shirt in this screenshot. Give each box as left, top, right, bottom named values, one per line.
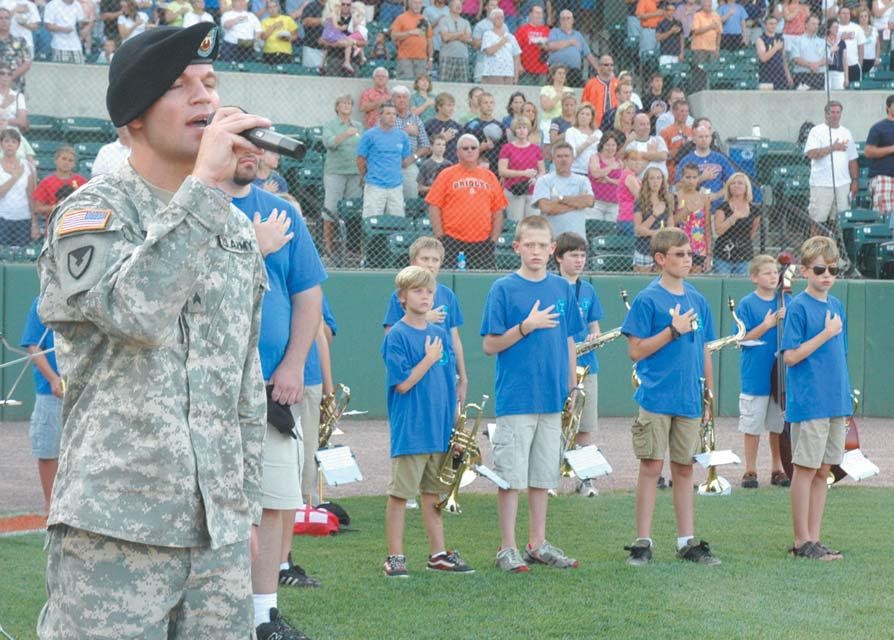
left=383, top=282, right=465, bottom=332
left=21, top=297, right=57, bottom=395
left=252, top=173, right=289, bottom=194
left=382, top=320, right=456, bottom=457
left=303, top=294, right=338, bottom=387
left=737, top=291, right=790, bottom=396
left=572, top=279, right=603, bottom=373
left=356, top=126, right=411, bottom=189
left=866, top=118, right=894, bottom=179
left=718, top=3, right=746, bottom=35
left=546, top=28, right=589, bottom=69
left=480, top=272, right=584, bottom=416
left=674, top=150, right=735, bottom=196
left=231, top=187, right=327, bottom=381
left=621, top=280, right=716, bottom=418
left=780, top=291, right=852, bottom=422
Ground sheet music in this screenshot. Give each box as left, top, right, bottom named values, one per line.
left=839, top=449, right=880, bottom=481
left=315, top=446, right=363, bottom=486
left=565, top=446, right=613, bottom=479
left=694, top=449, right=741, bottom=468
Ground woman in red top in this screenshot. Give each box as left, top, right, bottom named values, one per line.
left=498, top=116, right=545, bottom=222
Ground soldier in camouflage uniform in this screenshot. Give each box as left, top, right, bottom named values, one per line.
left=36, top=23, right=272, bottom=639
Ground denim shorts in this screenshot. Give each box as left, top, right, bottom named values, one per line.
left=30, top=393, right=63, bottom=459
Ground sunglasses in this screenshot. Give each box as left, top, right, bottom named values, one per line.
left=811, top=265, right=840, bottom=276
left=459, top=145, right=479, bottom=151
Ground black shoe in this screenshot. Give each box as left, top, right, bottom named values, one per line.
left=279, top=565, right=321, bottom=588
left=256, top=608, right=313, bottom=640
left=657, top=476, right=667, bottom=490
left=624, top=539, right=653, bottom=566
left=676, top=538, right=721, bottom=565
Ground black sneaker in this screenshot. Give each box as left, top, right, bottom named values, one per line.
left=624, top=539, right=653, bottom=566
left=279, top=564, right=321, bottom=588
left=256, top=607, right=312, bottom=640
left=676, top=539, right=721, bottom=565
left=657, top=476, right=667, bottom=490
left=427, top=549, right=475, bottom=573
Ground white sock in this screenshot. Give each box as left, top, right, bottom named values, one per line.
left=253, top=593, right=277, bottom=626
left=279, top=562, right=290, bottom=571
left=677, top=536, right=693, bottom=550
left=430, top=549, right=445, bottom=558
left=636, top=537, right=653, bottom=547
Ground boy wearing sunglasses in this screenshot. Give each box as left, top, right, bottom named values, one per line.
left=621, top=227, right=720, bottom=566
left=781, top=236, right=851, bottom=561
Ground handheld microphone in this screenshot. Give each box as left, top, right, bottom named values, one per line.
left=206, top=110, right=307, bottom=161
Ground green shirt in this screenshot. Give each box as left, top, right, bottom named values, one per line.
left=322, top=117, right=363, bottom=175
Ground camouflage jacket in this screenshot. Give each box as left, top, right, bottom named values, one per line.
left=38, top=164, right=268, bottom=550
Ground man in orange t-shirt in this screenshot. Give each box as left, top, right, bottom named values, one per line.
left=636, top=0, right=663, bottom=54
left=391, top=0, right=433, bottom=80
left=660, top=98, right=693, bottom=179
left=426, top=133, right=507, bottom=269
left=580, top=54, right=618, bottom=127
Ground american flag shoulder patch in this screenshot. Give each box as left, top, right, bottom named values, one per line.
left=57, top=209, right=112, bottom=236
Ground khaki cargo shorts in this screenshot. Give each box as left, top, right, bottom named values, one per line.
left=387, top=452, right=450, bottom=500
left=631, top=408, right=701, bottom=465
left=492, top=413, right=562, bottom=490
left=791, top=417, right=847, bottom=469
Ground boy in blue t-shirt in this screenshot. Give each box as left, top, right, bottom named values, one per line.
left=554, top=231, right=604, bottom=497
left=737, top=255, right=791, bottom=490
left=480, top=216, right=584, bottom=573
left=781, top=236, right=851, bottom=561
left=384, top=236, right=468, bottom=405
left=381, top=266, right=474, bottom=578
left=620, top=227, right=720, bottom=566
left=21, top=296, right=63, bottom=514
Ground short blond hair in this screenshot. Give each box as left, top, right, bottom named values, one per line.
left=395, top=265, right=436, bottom=296
left=799, top=235, right=839, bottom=267
left=749, top=254, right=777, bottom=276
left=408, top=236, right=445, bottom=263
left=651, top=227, right=689, bottom=257
left=724, top=172, right=754, bottom=203
left=514, top=214, right=552, bottom=241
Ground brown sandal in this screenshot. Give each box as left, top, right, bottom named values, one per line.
left=770, top=471, right=791, bottom=487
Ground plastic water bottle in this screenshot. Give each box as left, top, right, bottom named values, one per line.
left=456, top=251, right=467, bottom=270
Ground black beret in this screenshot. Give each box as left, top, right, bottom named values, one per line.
left=106, top=23, right=220, bottom=127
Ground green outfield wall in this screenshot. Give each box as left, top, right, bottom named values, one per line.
left=2, top=265, right=892, bottom=421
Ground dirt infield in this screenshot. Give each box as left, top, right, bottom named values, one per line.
left=3, top=415, right=891, bottom=518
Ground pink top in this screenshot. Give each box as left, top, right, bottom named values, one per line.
left=498, top=0, right=517, bottom=17
left=589, top=154, right=621, bottom=203
left=499, top=142, right=543, bottom=193
left=617, top=169, right=639, bottom=223
left=678, top=203, right=708, bottom=257
left=462, top=0, right=479, bottom=14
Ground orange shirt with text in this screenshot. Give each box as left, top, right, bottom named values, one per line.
left=425, top=164, right=508, bottom=242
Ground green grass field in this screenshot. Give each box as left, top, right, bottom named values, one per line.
left=2, top=488, right=893, bottom=640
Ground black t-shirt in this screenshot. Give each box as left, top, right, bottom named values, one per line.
left=424, top=117, right=461, bottom=163
left=866, top=118, right=894, bottom=179
left=302, top=0, right=326, bottom=47
left=462, top=117, right=503, bottom=172
left=101, top=0, right=121, bottom=39
left=715, top=202, right=757, bottom=262
left=657, top=18, right=682, bottom=57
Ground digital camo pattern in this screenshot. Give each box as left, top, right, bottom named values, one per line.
left=38, top=164, right=268, bottom=550
left=37, top=525, right=254, bottom=639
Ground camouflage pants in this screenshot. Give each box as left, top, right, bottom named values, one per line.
left=38, top=525, right=254, bottom=639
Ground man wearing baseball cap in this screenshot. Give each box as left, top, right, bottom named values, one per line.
left=36, top=23, right=295, bottom=639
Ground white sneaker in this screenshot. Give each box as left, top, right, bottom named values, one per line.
left=547, top=489, right=558, bottom=497
left=406, top=498, right=419, bottom=509
left=576, top=478, right=599, bottom=497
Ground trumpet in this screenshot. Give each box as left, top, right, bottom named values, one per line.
left=560, top=366, right=589, bottom=476
left=436, top=395, right=488, bottom=514
left=706, top=297, right=746, bottom=352
left=318, top=383, right=351, bottom=449
left=619, top=290, right=642, bottom=390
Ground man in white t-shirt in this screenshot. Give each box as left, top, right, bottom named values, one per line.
left=626, top=112, right=669, bottom=178
left=804, top=100, right=858, bottom=233
left=837, top=6, right=865, bottom=83
left=44, top=0, right=85, bottom=63
left=91, top=127, right=132, bottom=177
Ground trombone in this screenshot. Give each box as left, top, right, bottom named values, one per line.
left=698, top=298, right=746, bottom=496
